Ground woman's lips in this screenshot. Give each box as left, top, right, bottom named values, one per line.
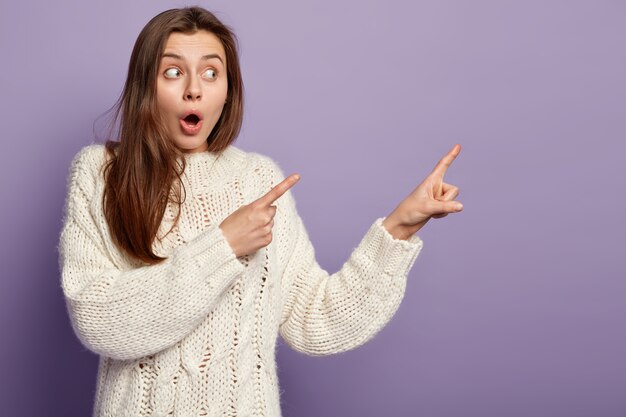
left=179, top=118, right=203, bottom=135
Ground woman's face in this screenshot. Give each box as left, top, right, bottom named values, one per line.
left=156, top=30, right=228, bottom=153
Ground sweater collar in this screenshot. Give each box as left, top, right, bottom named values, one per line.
left=179, top=144, right=248, bottom=180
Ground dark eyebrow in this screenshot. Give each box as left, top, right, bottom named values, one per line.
left=161, top=52, right=224, bottom=64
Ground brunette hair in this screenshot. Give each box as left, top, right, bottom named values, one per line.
left=101, top=6, right=244, bottom=265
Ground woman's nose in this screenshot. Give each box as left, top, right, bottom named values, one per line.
left=184, top=78, right=201, bottom=101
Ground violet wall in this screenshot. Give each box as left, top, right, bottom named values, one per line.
left=1, top=1, right=625, bottom=416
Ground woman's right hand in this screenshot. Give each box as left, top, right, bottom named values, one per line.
left=219, top=173, right=301, bottom=257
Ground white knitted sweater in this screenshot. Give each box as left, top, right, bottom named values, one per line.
left=58, top=143, right=424, bottom=417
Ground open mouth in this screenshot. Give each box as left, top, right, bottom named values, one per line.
left=183, top=113, right=201, bottom=126
left=179, top=111, right=204, bottom=135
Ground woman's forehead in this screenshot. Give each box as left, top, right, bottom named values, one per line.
left=162, top=30, right=226, bottom=62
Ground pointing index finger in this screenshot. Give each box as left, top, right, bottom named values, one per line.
left=256, top=173, right=301, bottom=206
left=431, top=144, right=461, bottom=177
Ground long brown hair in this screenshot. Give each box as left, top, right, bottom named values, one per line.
left=101, top=6, right=244, bottom=265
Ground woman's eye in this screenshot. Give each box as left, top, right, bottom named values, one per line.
left=164, top=68, right=181, bottom=78
left=203, top=69, right=217, bottom=79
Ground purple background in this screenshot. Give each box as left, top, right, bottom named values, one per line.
left=1, top=1, right=625, bottom=416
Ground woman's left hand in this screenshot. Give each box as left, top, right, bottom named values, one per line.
left=382, top=144, right=464, bottom=240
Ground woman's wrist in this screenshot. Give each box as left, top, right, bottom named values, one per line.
left=382, top=214, right=426, bottom=240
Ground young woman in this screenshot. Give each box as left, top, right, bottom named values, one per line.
left=58, top=6, right=463, bottom=417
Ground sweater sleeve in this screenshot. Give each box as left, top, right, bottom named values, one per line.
left=58, top=146, right=245, bottom=361
left=264, top=158, right=425, bottom=356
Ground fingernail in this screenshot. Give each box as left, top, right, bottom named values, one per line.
left=456, top=203, right=463, bottom=210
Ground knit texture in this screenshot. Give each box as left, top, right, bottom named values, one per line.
left=58, top=143, right=424, bottom=417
